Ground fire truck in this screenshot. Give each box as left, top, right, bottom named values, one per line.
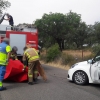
left=0, top=14, right=38, bottom=60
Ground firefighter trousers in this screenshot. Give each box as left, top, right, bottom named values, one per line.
left=28, top=61, right=38, bottom=83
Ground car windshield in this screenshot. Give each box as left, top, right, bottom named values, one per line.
left=93, top=51, right=100, bottom=62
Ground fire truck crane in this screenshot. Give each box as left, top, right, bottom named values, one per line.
left=0, top=14, right=38, bottom=60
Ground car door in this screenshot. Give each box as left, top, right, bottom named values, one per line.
left=90, top=57, right=100, bottom=83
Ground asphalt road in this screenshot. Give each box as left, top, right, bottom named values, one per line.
left=1, top=64, right=100, bottom=100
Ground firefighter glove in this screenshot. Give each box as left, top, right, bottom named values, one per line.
left=22, top=65, right=26, bottom=71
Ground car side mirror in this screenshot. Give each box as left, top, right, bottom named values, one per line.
left=87, top=59, right=92, bottom=64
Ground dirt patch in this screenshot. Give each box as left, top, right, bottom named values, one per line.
left=40, top=61, right=70, bottom=70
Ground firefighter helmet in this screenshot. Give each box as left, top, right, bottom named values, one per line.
left=12, top=46, right=18, bottom=51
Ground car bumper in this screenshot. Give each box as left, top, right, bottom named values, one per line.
left=67, top=68, right=74, bottom=81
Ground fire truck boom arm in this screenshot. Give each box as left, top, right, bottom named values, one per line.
left=0, top=13, right=6, bottom=24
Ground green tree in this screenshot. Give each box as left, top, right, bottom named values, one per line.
left=86, top=25, right=96, bottom=46
left=72, top=22, right=88, bottom=48
left=0, top=0, right=11, bottom=14
left=94, top=22, right=100, bottom=43
left=65, top=11, right=81, bottom=32
left=35, top=11, right=82, bottom=50
left=65, top=11, right=87, bottom=48
left=35, top=12, right=68, bottom=51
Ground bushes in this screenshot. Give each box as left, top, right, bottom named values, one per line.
left=40, top=45, right=93, bottom=67
left=92, top=44, right=100, bottom=54
left=46, top=43, right=61, bottom=62
left=60, top=53, right=75, bottom=65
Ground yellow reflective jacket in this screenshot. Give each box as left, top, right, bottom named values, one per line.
left=23, top=48, right=39, bottom=62
left=0, top=42, right=11, bottom=65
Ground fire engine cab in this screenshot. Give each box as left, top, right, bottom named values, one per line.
left=0, top=14, right=38, bottom=60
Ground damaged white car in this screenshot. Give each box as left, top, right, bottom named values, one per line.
left=67, top=52, right=100, bottom=85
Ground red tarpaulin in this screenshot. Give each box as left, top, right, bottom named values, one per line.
left=4, top=59, right=29, bottom=82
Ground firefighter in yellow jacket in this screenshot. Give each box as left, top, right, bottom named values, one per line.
left=22, top=46, right=40, bottom=85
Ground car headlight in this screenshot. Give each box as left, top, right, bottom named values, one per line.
left=71, top=63, right=78, bottom=68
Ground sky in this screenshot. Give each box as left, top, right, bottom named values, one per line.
left=1, top=0, right=100, bottom=25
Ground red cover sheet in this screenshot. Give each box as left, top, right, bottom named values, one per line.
left=4, top=59, right=28, bottom=82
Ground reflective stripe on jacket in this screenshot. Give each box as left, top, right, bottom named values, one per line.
left=23, top=48, right=39, bottom=62
left=0, top=42, right=11, bottom=65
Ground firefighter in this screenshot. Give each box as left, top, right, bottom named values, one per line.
left=0, top=38, right=11, bottom=91
left=22, top=46, right=40, bottom=85
left=25, top=44, right=39, bottom=83
left=4, top=13, right=14, bottom=30
left=10, top=46, right=18, bottom=60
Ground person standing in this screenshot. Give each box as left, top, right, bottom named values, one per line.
left=0, top=38, right=11, bottom=91
left=4, top=13, right=14, bottom=30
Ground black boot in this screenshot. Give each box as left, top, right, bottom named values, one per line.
left=0, top=87, right=7, bottom=91
left=33, top=78, right=38, bottom=84
left=28, top=82, right=34, bottom=85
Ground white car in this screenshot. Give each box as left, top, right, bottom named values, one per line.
left=67, top=53, right=100, bottom=85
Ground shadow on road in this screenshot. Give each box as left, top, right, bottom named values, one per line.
left=42, top=64, right=53, bottom=71
left=89, top=84, right=100, bottom=88
left=68, top=80, right=100, bottom=89
left=3, top=79, right=49, bottom=90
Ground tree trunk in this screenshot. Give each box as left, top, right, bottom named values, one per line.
left=62, top=40, right=64, bottom=49
left=56, top=38, right=62, bottom=51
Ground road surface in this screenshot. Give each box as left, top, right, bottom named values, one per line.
left=1, top=64, right=100, bottom=100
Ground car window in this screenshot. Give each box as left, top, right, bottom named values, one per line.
left=92, top=51, right=100, bottom=62
left=95, top=56, right=100, bottom=61
left=89, top=51, right=100, bottom=64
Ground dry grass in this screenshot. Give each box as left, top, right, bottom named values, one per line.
left=40, top=60, right=70, bottom=70
left=40, top=50, right=92, bottom=70
left=63, top=50, right=92, bottom=57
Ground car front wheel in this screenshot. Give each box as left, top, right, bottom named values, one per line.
left=73, top=71, right=88, bottom=85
